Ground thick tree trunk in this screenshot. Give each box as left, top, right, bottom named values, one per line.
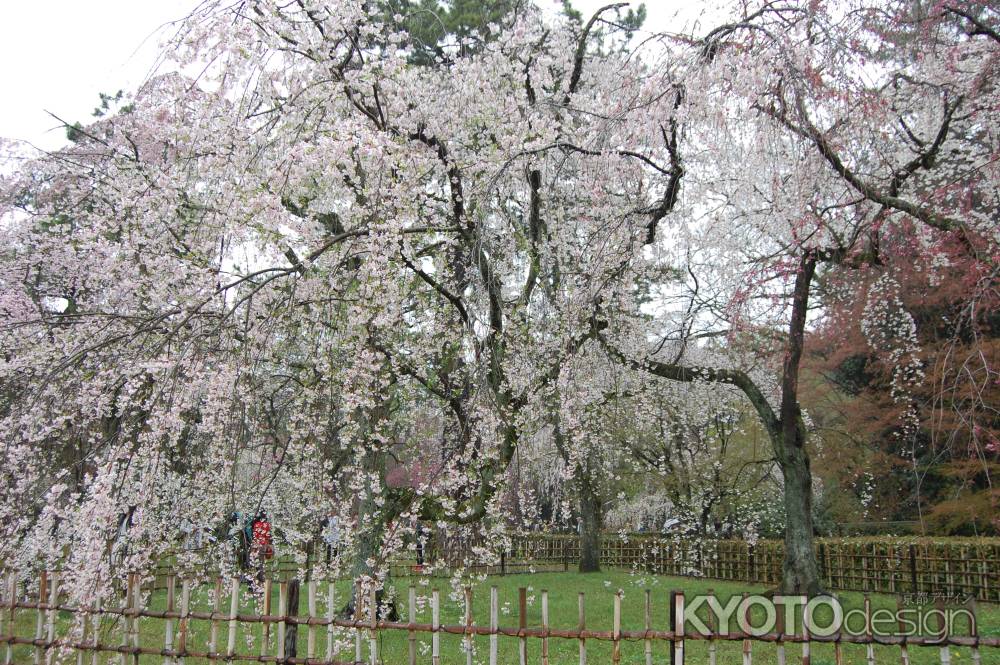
left=779, top=440, right=821, bottom=595
left=578, top=474, right=602, bottom=573
left=775, top=252, right=822, bottom=596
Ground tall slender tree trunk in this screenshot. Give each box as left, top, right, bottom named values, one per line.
left=577, top=471, right=602, bottom=573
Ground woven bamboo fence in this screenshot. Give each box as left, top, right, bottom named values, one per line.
left=421, top=535, right=1000, bottom=603
left=2, top=570, right=995, bottom=665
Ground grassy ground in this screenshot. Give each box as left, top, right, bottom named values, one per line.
left=5, top=570, right=997, bottom=664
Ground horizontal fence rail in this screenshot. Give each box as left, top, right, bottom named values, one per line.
left=1, top=570, right=995, bottom=665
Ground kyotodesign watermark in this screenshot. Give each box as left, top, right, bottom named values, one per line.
left=682, top=594, right=975, bottom=642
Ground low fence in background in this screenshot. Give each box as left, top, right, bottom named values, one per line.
left=1, top=569, right=995, bottom=665
left=427, top=534, right=1000, bottom=603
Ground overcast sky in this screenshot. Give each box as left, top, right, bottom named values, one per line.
left=0, top=1, right=712, bottom=151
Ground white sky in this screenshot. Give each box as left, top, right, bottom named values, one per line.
left=0, top=1, right=713, bottom=152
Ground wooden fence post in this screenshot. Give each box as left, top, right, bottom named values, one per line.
left=644, top=590, right=652, bottom=665
left=432, top=588, right=441, bottom=665
left=369, top=586, right=378, bottom=665
left=465, top=586, right=475, bottom=665
left=261, top=577, right=272, bottom=659
left=226, top=577, right=239, bottom=659
left=178, top=579, right=190, bottom=665
left=707, top=588, right=717, bottom=665
left=276, top=580, right=287, bottom=663
left=612, top=590, right=622, bottom=665
left=163, top=575, right=175, bottom=665
left=896, top=597, right=909, bottom=665
left=34, top=570, right=47, bottom=665
left=672, top=590, right=685, bottom=665
left=490, top=586, right=499, bottom=665
left=518, top=587, right=527, bottom=665
left=306, top=579, right=317, bottom=660
left=208, top=577, right=222, bottom=662
left=408, top=586, right=417, bottom=665
left=326, top=580, right=335, bottom=664
left=5, top=573, right=14, bottom=665
left=44, top=572, right=58, bottom=665
left=578, top=592, right=587, bottom=665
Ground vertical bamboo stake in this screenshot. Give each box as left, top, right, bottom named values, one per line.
left=800, top=601, right=810, bottom=665
left=226, top=577, right=239, bottom=658
left=707, top=588, right=718, bottom=665
left=465, top=586, right=475, bottom=665
left=307, top=579, right=317, bottom=660
left=741, top=593, right=752, bottom=665
left=90, top=588, right=102, bottom=665
left=208, top=577, right=222, bottom=662
left=775, top=593, right=786, bottom=665
left=644, top=590, right=652, bottom=665
left=163, top=576, right=175, bottom=665
left=368, top=586, right=378, bottom=665
left=408, top=586, right=418, bottom=665
left=35, top=571, right=47, bottom=665
left=326, top=580, right=335, bottom=664
left=489, top=586, right=498, bottom=665
left=578, top=592, right=586, bottom=665
left=44, top=572, right=57, bottom=665
left=260, top=577, right=272, bottom=659
left=518, top=587, right=527, bottom=665
left=540, top=589, right=549, bottom=665
left=612, top=590, right=622, bottom=665
left=896, top=597, right=909, bottom=665
left=864, top=595, right=874, bottom=665
left=432, top=588, right=441, bottom=665
left=354, top=581, right=363, bottom=665
left=276, top=580, right=287, bottom=662
left=5, top=574, right=14, bottom=665
left=936, top=598, right=951, bottom=665
left=178, top=580, right=190, bottom=665
left=131, top=576, right=141, bottom=665
left=673, top=591, right=685, bottom=665
left=968, top=597, right=980, bottom=665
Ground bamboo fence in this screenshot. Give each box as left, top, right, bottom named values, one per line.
left=1, top=570, right=995, bottom=665
left=422, top=535, right=1000, bottom=603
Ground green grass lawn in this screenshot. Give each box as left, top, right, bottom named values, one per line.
left=4, top=570, right=997, bottom=664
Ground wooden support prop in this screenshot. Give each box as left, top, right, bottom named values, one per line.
left=707, top=588, right=718, bottom=665
left=42, top=572, right=57, bottom=665
left=864, top=594, right=875, bottom=665
left=968, top=596, right=981, bottom=665
left=131, top=576, right=142, bottom=665
left=541, top=589, right=549, bottom=665
left=518, top=587, right=528, bottom=665
left=774, top=593, right=785, bottom=665
left=612, top=590, right=622, bottom=665
left=578, top=592, right=587, bottom=665
left=801, top=601, right=810, bottom=665
left=354, top=581, right=363, bottom=665
left=35, top=571, right=47, bottom=665
left=326, top=580, right=335, bottom=663
left=490, top=586, right=499, bottom=665
left=261, top=577, right=272, bottom=658
left=894, top=596, right=909, bottom=665
left=163, top=576, right=175, bottom=665
left=409, top=586, right=418, bottom=665
left=276, top=580, right=287, bottom=662
left=644, top=590, right=652, bottom=665
left=936, top=598, right=951, bottom=665
left=178, top=579, right=191, bottom=665
left=209, top=577, right=222, bottom=662
left=226, top=577, right=239, bottom=658
left=672, top=590, right=685, bottom=665
left=5, top=573, right=15, bottom=665
left=369, top=586, right=378, bottom=665
left=307, top=579, right=317, bottom=660
left=465, top=586, right=475, bottom=665
left=741, top=592, right=752, bottom=665
left=432, top=588, right=441, bottom=665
